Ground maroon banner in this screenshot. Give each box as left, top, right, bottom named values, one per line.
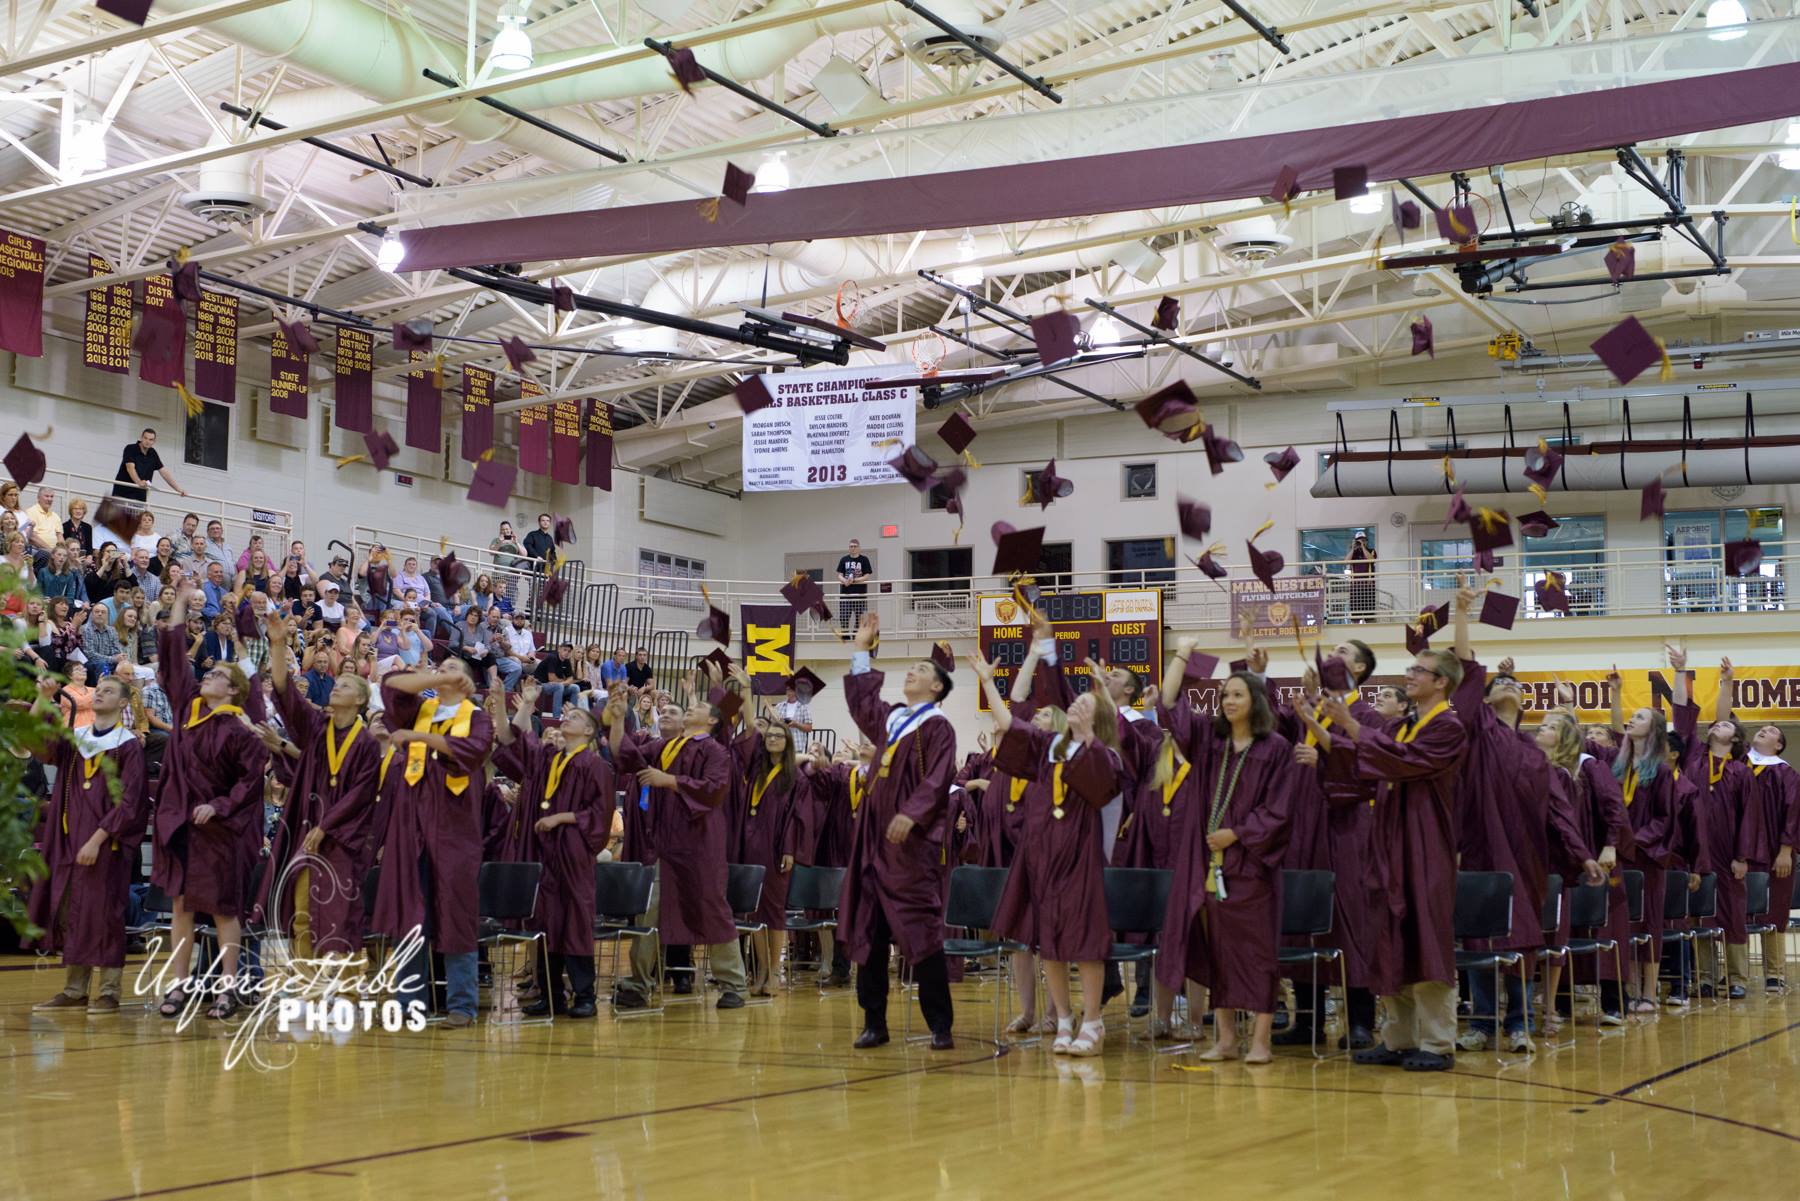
left=137, top=273, right=184, bottom=389
left=192, top=290, right=238, bottom=402
left=585, top=399, right=613, bottom=491
left=461, top=365, right=494, bottom=461
left=405, top=351, right=441, bottom=451
left=0, top=228, right=45, bottom=357
left=550, top=398, right=581, bottom=485
left=333, top=325, right=374, bottom=433
left=740, top=604, right=795, bottom=697
left=1228, top=576, right=1326, bottom=641
left=268, top=325, right=309, bottom=418
left=82, top=254, right=132, bottom=374
left=518, top=381, right=549, bottom=476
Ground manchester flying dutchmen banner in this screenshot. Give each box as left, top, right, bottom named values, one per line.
left=740, top=364, right=918, bottom=492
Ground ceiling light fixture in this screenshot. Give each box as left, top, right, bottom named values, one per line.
left=61, top=113, right=108, bottom=177
left=950, top=229, right=983, bottom=287
left=490, top=3, right=534, bottom=71
left=1705, top=0, right=1747, bottom=40
left=756, top=151, right=790, bottom=193
left=376, top=227, right=406, bottom=272
left=1779, top=120, right=1800, bottom=171
left=1088, top=311, right=1121, bottom=347
left=1348, top=188, right=1384, bottom=215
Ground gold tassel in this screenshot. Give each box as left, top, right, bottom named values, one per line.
left=1250, top=517, right=1275, bottom=543
left=1657, top=338, right=1674, bottom=383
left=177, top=382, right=203, bottom=417
left=174, top=246, right=191, bottom=265
left=697, top=198, right=721, bottom=224
left=334, top=454, right=368, bottom=470
left=961, top=449, right=981, bottom=471
left=1440, top=454, right=1455, bottom=487
left=1529, top=483, right=1547, bottom=504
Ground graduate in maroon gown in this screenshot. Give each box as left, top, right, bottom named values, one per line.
left=801, top=740, right=870, bottom=986
left=493, top=681, right=617, bottom=1017
left=974, top=646, right=1122, bottom=1056
left=259, top=606, right=381, bottom=958
left=1669, top=649, right=1761, bottom=998
left=608, top=679, right=748, bottom=1009
left=1155, top=642, right=1296, bottom=1064
left=28, top=675, right=149, bottom=1014
left=837, top=612, right=958, bottom=1050
left=949, top=736, right=992, bottom=868
left=1535, top=708, right=1630, bottom=1027
left=368, top=661, right=495, bottom=1027
left=1311, top=647, right=1466, bottom=1071
left=1593, top=695, right=1686, bottom=1012
left=1728, top=657, right=1799, bottom=991
left=150, top=584, right=269, bottom=1021
left=727, top=698, right=809, bottom=997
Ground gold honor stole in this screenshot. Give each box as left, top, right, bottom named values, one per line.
left=325, top=718, right=364, bottom=788
left=545, top=745, right=586, bottom=804
left=185, top=700, right=244, bottom=729
left=849, top=768, right=866, bottom=813
left=404, top=698, right=475, bottom=794
left=1007, top=775, right=1027, bottom=812
left=749, top=764, right=782, bottom=815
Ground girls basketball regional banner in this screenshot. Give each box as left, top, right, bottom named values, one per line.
left=740, top=364, right=917, bottom=491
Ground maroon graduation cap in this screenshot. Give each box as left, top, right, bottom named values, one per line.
left=1182, top=649, right=1221, bottom=684
left=929, top=641, right=956, bottom=674
left=541, top=575, right=568, bottom=608
left=437, top=551, right=470, bottom=595
left=1152, top=296, right=1180, bottom=332
left=1465, top=507, right=1513, bottom=555
left=1192, top=550, right=1229, bottom=582
left=551, top=282, right=576, bottom=313
left=1534, top=571, right=1571, bottom=614
left=1332, top=165, right=1369, bottom=200
left=1640, top=475, right=1667, bottom=521
left=1479, top=589, right=1520, bottom=630
left=1522, top=442, right=1563, bottom=498
left=669, top=46, right=706, bottom=93
left=233, top=597, right=259, bottom=640
left=1245, top=528, right=1285, bottom=589
left=1517, top=510, right=1559, bottom=538
left=1176, top=495, right=1212, bottom=541
left=708, top=685, right=744, bottom=724
left=1264, top=446, right=1300, bottom=482
left=887, top=445, right=939, bottom=491
left=786, top=666, right=827, bottom=700
left=936, top=411, right=977, bottom=456
left=1268, top=164, right=1300, bottom=206
left=1025, top=459, right=1073, bottom=509
left=1725, top=538, right=1764, bottom=577
left=699, top=647, right=734, bottom=676
left=1405, top=602, right=1451, bottom=653
left=277, top=316, right=319, bottom=355
left=1315, top=650, right=1352, bottom=694
left=1410, top=315, right=1434, bottom=358
left=170, top=258, right=201, bottom=305
left=1393, top=194, right=1421, bottom=234
left=553, top=515, right=576, bottom=545
left=467, top=457, right=516, bottom=508
left=1605, top=241, right=1637, bottom=285
left=1445, top=488, right=1471, bottom=528
left=1590, top=316, right=1662, bottom=385
left=1200, top=425, right=1243, bottom=475
left=781, top=572, right=831, bottom=621
left=1435, top=203, right=1476, bottom=243
left=96, top=0, right=153, bottom=23
left=695, top=598, right=730, bottom=644
left=362, top=428, right=399, bottom=470
left=501, top=335, right=536, bottom=374
left=1135, top=381, right=1204, bottom=444
left=721, top=162, right=755, bottom=207
left=735, top=374, right=775, bottom=415
left=392, top=319, right=433, bottom=352
left=1030, top=309, right=1082, bottom=366
left=4, top=433, right=45, bottom=487
left=992, top=525, right=1045, bottom=576
left=94, top=498, right=141, bottom=542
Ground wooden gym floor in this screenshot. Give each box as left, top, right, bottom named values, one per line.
left=2, top=953, right=1797, bottom=1201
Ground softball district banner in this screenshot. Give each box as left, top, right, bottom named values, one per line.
left=1510, top=667, right=1800, bottom=723
left=740, top=364, right=917, bottom=492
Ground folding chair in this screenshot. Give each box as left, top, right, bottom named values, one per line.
left=782, top=865, right=845, bottom=994
left=1452, top=870, right=1524, bottom=1062
left=727, top=863, right=772, bottom=1007
left=1655, top=870, right=1694, bottom=1005
left=928, top=865, right=1010, bottom=1048
left=1687, top=874, right=1725, bottom=1007
left=1624, top=869, right=1648, bottom=987
left=1103, top=867, right=1174, bottom=1052
left=476, top=862, right=548, bottom=1026
left=1533, top=875, right=1576, bottom=1050
left=594, top=861, right=661, bottom=1016
left=1274, top=869, right=1341, bottom=1060
left=1745, top=871, right=1775, bottom=984
left=1562, top=880, right=1624, bottom=1031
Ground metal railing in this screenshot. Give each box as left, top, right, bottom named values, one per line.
left=33, top=467, right=293, bottom=554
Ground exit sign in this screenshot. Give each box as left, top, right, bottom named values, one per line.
left=880, top=523, right=898, bottom=538
left=394, top=474, right=414, bottom=487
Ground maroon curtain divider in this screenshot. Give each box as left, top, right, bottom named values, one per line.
left=0, top=228, right=45, bottom=358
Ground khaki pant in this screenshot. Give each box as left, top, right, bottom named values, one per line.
left=1760, top=931, right=1789, bottom=982
left=626, top=863, right=747, bottom=997
left=1382, top=981, right=1457, bottom=1055
left=1697, top=940, right=1752, bottom=987
left=61, top=965, right=124, bottom=1000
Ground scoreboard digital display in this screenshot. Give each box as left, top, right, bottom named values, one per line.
left=976, top=589, right=1163, bottom=712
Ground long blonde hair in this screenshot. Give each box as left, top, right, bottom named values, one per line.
left=1088, top=683, right=1120, bottom=752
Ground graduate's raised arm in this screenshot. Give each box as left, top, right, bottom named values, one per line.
left=969, top=653, right=1012, bottom=732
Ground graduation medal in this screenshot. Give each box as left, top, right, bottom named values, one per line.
left=1051, top=759, right=1066, bottom=820
left=1007, top=775, right=1026, bottom=814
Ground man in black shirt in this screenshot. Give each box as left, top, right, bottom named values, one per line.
left=523, top=512, right=556, bottom=571
left=112, top=427, right=187, bottom=502
left=836, top=538, right=873, bottom=631
left=534, top=640, right=584, bottom=721
left=626, top=647, right=656, bottom=690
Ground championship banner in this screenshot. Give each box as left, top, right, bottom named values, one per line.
left=82, top=254, right=131, bottom=374
left=404, top=351, right=440, bottom=451
left=1229, top=576, right=1325, bottom=641
left=585, top=399, right=613, bottom=491
left=268, top=324, right=309, bottom=417
left=740, top=364, right=917, bottom=492
left=461, top=365, right=494, bottom=461
left=192, top=290, right=238, bottom=402
left=333, top=325, right=374, bottom=433
left=0, top=228, right=45, bottom=357
left=741, top=604, right=795, bottom=696
left=518, top=382, right=548, bottom=475
left=137, top=273, right=184, bottom=388
left=550, top=397, right=581, bottom=485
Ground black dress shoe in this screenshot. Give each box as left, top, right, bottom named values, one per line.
left=521, top=997, right=555, bottom=1017
left=1270, top=1025, right=1316, bottom=1047
left=929, top=1029, right=955, bottom=1051
left=1352, top=1045, right=1405, bottom=1066
left=611, top=988, right=647, bottom=1011
left=1402, top=1050, right=1454, bottom=1072
left=1729, top=984, right=1747, bottom=1000
left=853, top=1027, right=891, bottom=1049
left=568, top=999, right=598, bottom=1018
left=1128, top=1002, right=1150, bottom=1019
left=716, top=992, right=745, bottom=1010
left=1338, top=1025, right=1376, bottom=1051
left=672, top=977, right=694, bottom=996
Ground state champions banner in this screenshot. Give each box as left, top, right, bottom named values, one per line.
left=740, top=364, right=917, bottom=492
left=740, top=604, right=795, bottom=697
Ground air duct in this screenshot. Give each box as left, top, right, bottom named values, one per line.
left=1312, top=438, right=1800, bottom=499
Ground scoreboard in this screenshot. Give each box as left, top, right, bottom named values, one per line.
left=976, top=589, right=1163, bottom=712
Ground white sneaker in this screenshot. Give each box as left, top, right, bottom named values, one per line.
left=1052, top=1017, right=1074, bottom=1054
left=1456, top=1029, right=1490, bottom=1052
left=1506, top=1030, right=1534, bottom=1054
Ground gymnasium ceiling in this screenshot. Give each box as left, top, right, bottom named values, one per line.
left=6, top=0, right=1800, bottom=487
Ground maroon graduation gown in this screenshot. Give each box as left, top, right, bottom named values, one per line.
left=27, top=732, right=148, bottom=967
left=1154, top=700, right=1295, bottom=1011
left=1750, top=760, right=1799, bottom=933
left=367, top=685, right=495, bottom=955
left=615, top=732, right=736, bottom=946
left=731, top=732, right=807, bottom=930
left=482, top=780, right=515, bottom=862
left=803, top=762, right=857, bottom=869
left=1351, top=704, right=1466, bottom=996
left=260, top=681, right=381, bottom=954
left=1604, top=755, right=1683, bottom=966
left=1550, top=759, right=1632, bottom=982
left=989, top=724, right=1119, bottom=963
left=492, top=733, right=614, bottom=956
left=1115, top=730, right=1196, bottom=875
left=949, top=751, right=990, bottom=866
left=836, top=670, right=957, bottom=965
left=1674, top=703, right=1761, bottom=943
left=149, top=622, right=268, bottom=918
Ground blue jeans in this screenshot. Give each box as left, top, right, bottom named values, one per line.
left=493, top=656, right=521, bottom=691
left=543, top=682, right=581, bottom=718
left=396, top=944, right=479, bottom=1019
left=1469, top=969, right=1530, bottom=1037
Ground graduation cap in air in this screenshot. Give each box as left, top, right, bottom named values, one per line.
left=1522, top=442, right=1563, bottom=499
left=1405, top=603, right=1451, bottom=653
left=501, top=335, right=536, bottom=374
left=1315, top=650, right=1352, bottom=694
left=233, top=597, right=259, bottom=640
left=695, top=597, right=730, bottom=645
left=1435, top=202, right=1476, bottom=243
left=1176, top=495, right=1212, bottom=541
left=437, top=551, right=471, bottom=595
left=930, top=642, right=956, bottom=674
left=1535, top=571, right=1571, bottom=614
left=1725, top=538, right=1764, bottom=577
left=992, top=525, right=1045, bottom=576
left=1333, top=165, right=1369, bottom=200
left=782, top=572, right=831, bottom=622
left=1605, top=240, right=1637, bottom=285
left=362, top=428, right=399, bottom=471
left=170, top=259, right=201, bottom=305
left=1479, top=589, right=1520, bottom=630
left=1192, top=550, right=1229, bottom=581
left=132, top=309, right=180, bottom=360
left=1445, top=488, right=1472, bottom=528
left=735, top=374, right=774, bottom=415
left=699, top=647, right=734, bottom=676
left=1152, top=296, right=1180, bottom=332
left=1245, top=532, right=1285, bottom=590
left=936, top=412, right=977, bottom=456
left=96, top=0, right=153, bottom=23
left=467, top=456, right=517, bottom=508
left=1268, top=163, right=1300, bottom=206
left=274, top=316, right=318, bottom=356
left=553, top=515, right=576, bottom=546
left=887, top=445, right=939, bottom=491
left=94, top=498, right=141, bottom=543
left=392, top=320, right=433, bottom=353
left=1410, top=315, right=1434, bottom=358
left=1590, top=316, right=1663, bottom=386
left=1517, top=510, right=1559, bottom=538
left=708, top=685, right=744, bottom=725
left=551, top=282, right=576, bottom=313
left=1228, top=658, right=1249, bottom=674
left=669, top=46, right=706, bottom=93
left=1465, top=507, right=1513, bottom=555
left=1393, top=194, right=1421, bottom=234
left=540, top=575, right=568, bottom=608
left=1472, top=548, right=1504, bottom=575
left=1025, top=459, right=1073, bottom=509
left=4, top=433, right=45, bottom=487
left=1640, top=474, right=1667, bottom=521
left=1135, top=381, right=1204, bottom=444
left=1030, top=309, right=1082, bottom=367
left=785, top=666, right=826, bottom=700
left=721, top=163, right=755, bottom=208
left=1264, top=446, right=1300, bottom=483
left=1182, top=649, right=1221, bottom=684
left=1201, top=425, right=1243, bottom=475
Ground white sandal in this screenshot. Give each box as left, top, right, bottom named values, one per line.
left=1068, top=1020, right=1104, bottom=1057
left=1004, top=1013, right=1036, bottom=1037
left=1051, top=1017, right=1075, bottom=1054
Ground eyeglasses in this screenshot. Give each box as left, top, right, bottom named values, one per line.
left=1403, top=664, right=1445, bottom=679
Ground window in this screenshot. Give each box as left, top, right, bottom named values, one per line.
left=637, top=548, right=706, bottom=610
left=184, top=402, right=229, bottom=471
left=1019, top=466, right=1069, bottom=507
left=1420, top=536, right=1473, bottom=593
left=1105, top=537, right=1174, bottom=586
left=1664, top=507, right=1784, bottom=614
left=1522, top=514, right=1605, bottom=618
left=909, top=547, right=972, bottom=594
left=1038, top=541, right=1074, bottom=591
left=925, top=477, right=957, bottom=512
left=1298, top=526, right=1375, bottom=575
left=1122, top=462, right=1157, bottom=500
